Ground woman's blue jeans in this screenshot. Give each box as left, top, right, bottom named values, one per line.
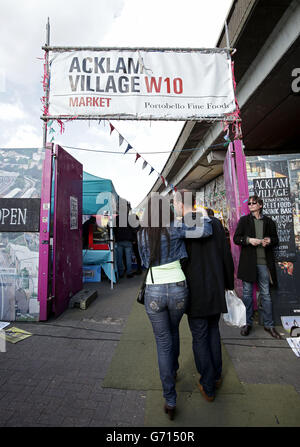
left=242, top=264, right=274, bottom=328
left=144, top=281, right=188, bottom=408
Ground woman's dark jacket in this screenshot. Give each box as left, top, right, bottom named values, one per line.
left=233, top=213, right=278, bottom=286
left=182, top=216, right=234, bottom=318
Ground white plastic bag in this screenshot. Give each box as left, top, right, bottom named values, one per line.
left=222, top=290, right=246, bottom=328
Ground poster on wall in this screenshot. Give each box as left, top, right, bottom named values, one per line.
left=48, top=49, right=236, bottom=120
left=253, top=177, right=296, bottom=261
left=0, top=148, right=44, bottom=321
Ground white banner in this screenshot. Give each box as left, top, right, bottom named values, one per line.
left=48, top=49, right=236, bottom=120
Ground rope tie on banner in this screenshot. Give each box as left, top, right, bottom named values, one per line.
left=41, top=51, right=50, bottom=117
left=40, top=50, right=80, bottom=142
left=57, top=119, right=65, bottom=134
left=223, top=59, right=242, bottom=141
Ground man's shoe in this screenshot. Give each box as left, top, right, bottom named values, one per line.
left=197, top=383, right=215, bottom=402
left=199, top=374, right=222, bottom=390
left=240, top=325, right=252, bottom=336
left=127, top=273, right=134, bottom=278
left=215, top=377, right=222, bottom=389
left=164, top=403, right=176, bottom=420
left=264, top=327, right=282, bottom=339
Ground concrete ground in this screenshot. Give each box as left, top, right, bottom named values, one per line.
left=0, top=273, right=299, bottom=429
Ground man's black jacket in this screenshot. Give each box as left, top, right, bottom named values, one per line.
left=182, top=215, right=234, bottom=318
left=233, top=213, right=278, bottom=286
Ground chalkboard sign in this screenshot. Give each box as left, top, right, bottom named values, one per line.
left=253, top=177, right=296, bottom=261
left=0, top=198, right=41, bottom=232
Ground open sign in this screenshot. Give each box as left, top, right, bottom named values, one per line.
left=0, top=198, right=41, bottom=232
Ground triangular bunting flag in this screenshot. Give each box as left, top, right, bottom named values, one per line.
left=119, top=134, right=124, bottom=146
left=135, top=153, right=141, bottom=163
left=149, top=167, right=154, bottom=175
left=161, top=175, right=165, bottom=185
left=110, top=123, right=115, bottom=134
left=142, top=161, right=147, bottom=170
left=124, top=144, right=132, bottom=154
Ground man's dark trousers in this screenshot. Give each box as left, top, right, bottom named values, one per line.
left=188, top=314, right=222, bottom=397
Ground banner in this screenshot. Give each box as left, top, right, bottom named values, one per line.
left=48, top=49, right=236, bottom=120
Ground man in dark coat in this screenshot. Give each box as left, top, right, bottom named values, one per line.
left=233, top=195, right=281, bottom=339
left=174, top=191, right=234, bottom=402
left=114, top=214, right=135, bottom=279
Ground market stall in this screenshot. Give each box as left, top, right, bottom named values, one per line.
left=82, top=171, right=119, bottom=288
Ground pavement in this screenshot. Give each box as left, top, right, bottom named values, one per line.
left=0, top=273, right=299, bottom=430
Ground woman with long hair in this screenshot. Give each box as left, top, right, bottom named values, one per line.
left=138, top=193, right=212, bottom=420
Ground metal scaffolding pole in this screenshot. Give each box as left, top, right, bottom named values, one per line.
left=42, top=46, right=235, bottom=53
left=42, top=18, right=50, bottom=149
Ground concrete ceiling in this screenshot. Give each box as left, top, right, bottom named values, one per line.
left=241, top=34, right=300, bottom=154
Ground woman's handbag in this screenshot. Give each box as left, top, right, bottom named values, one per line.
left=136, top=267, right=153, bottom=305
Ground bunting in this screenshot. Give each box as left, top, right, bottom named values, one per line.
left=105, top=120, right=179, bottom=192
left=103, top=120, right=233, bottom=193
left=43, top=114, right=233, bottom=194
left=124, top=144, right=132, bottom=154
left=110, top=123, right=115, bottom=134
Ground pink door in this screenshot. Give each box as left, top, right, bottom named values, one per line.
left=52, top=144, right=83, bottom=317
left=38, top=144, right=83, bottom=320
